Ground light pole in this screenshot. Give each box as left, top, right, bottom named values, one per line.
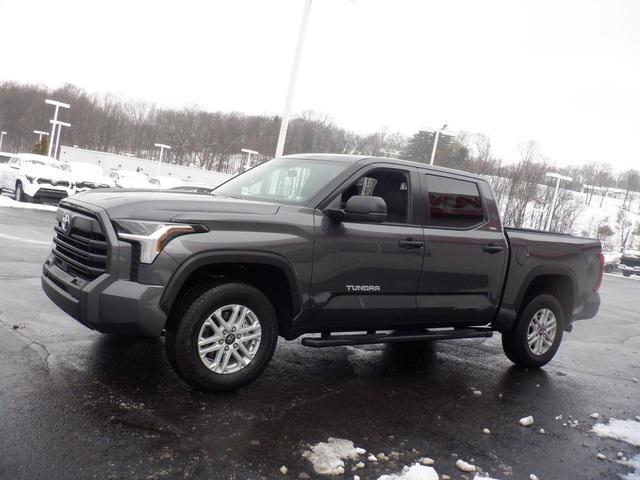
left=34, top=130, right=49, bottom=142
left=154, top=143, right=171, bottom=176
left=0, top=131, right=6, bottom=151
left=429, top=123, right=458, bottom=165
left=50, top=120, right=71, bottom=159
left=45, top=99, right=70, bottom=157
left=275, top=0, right=313, bottom=158
left=241, top=148, right=258, bottom=172
left=544, top=172, right=573, bottom=231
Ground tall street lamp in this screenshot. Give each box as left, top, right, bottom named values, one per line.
left=50, top=120, right=71, bottom=159
left=34, top=130, right=49, bottom=142
left=544, top=172, right=573, bottom=231
left=45, top=99, right=70, bottom=157
left=154, top=143, right=171, bottom=176
left=241, top=148, right=258, bottom=172
left=275, top=0, right=313, bottom=158
left=429, top=123, right=457, bottom=165
left=0, top=131, right=6, bottom=151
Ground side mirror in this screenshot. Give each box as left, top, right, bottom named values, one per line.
left=324, top=195, right=387, bottom=223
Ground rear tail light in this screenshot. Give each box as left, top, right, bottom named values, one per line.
left=594, top=252, right=604, bottom=292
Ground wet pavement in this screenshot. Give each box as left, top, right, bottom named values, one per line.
left=0, top=204, right=639, bottom=480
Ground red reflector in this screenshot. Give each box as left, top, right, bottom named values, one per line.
left=594, top=253, right=604, bottom=292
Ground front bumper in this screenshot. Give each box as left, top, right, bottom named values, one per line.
left=618, top=264, right=640, bottom=275
left=40, top=200, right=173, bottom=337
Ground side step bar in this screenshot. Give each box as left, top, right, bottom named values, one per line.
left=301, top=328, right=494, bottom=348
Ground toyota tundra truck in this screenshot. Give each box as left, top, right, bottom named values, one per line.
left=41, top=154, right=603, bottom=392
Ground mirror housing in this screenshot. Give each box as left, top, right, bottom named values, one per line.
left=324, top=195, right=387, bottom=223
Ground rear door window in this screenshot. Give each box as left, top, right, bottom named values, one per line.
left=424, top=174, right=484, bottom=228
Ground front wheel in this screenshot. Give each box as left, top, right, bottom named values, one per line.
left=501, top=293, right=564, bottom=368
left=622, top=271, right=631, bottom=277
left=14, top=182, right=25, bottom=202
left=165, top=282, right=278, bottom=392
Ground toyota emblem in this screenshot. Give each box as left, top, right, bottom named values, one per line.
left=61, top=213, right=71, bottom=234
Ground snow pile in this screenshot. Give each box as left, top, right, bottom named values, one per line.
left=592, top=418, right=640, bottom=446
left=0, top=194, right=57, bottom=211
left=376, top=464, right=438, bottom=480
left=303, top=438, right=363, bottom=475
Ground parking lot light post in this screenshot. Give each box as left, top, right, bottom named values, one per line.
left=275, top=0, right=313, bottom=158
left=430, top=123, right=456, bottom=165
left=154, top=143, right=171, bottom=176
left=45, top=99, right=70, bottom=157
left=241, top=148, right=258, bottom=172
left=0, top=131, right=6, bottom=150
left=544, top=172, right=573, bottom=231
left=49, top=120, right=71, bottom=159
left=33, top=130, right=49, bottom=142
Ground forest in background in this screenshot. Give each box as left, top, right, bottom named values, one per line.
left=1, top=81, right=639, bottom=247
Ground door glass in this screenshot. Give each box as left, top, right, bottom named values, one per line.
left=339, top=169, right=410, bottom=223
left=425, top=174, right=484, bottom=228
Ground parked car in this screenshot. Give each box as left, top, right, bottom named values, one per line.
left=0, top=153, right=73, bottom=203
left=63, top=162, right=115, bottom=193
left=109, top=170, right=152, bottom=189
left=602, top=251, right=621, bottom=273
left=619, top=250, right=640, bottom=277
left=42, top=154, right=603, bottom=392
left=148, top=175, right=184, bottom=189
left=0, top=151, right=12, bottom=164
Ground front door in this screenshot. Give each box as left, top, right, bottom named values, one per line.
left=310, top=165, right=424, bottom=330
left=417, top=172, right=508, bottom=325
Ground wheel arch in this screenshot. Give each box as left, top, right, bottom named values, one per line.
left=160, top=251, right=303, bottom=339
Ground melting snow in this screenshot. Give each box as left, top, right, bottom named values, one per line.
left=456, top=459, right=477, bottom=472
left=474, top=475, right=501, bottom=480
left=619, top=454, right=640, bottom=480
left=592, top=418, right=640, bottom=447
left=0, top=194, right=58, bottom=211
left=376, top=464, right=439, bottom=480
left=519, top=416, right=534, bottom=427
left=303, top=438, right=363, bottom=475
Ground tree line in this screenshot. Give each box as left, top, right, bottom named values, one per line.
left=1, top=81, right=639, bottom=242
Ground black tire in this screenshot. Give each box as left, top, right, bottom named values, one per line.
left=604, top=264, right=613, bottom=273
left=622, top=271, right=631, bottom=277
left=14, top=182, right=25, bottom=202
left=501, top=293, right=564, bottom=369
left=165, top=282, right=278, bottom=392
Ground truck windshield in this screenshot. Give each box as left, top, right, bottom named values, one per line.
left=213, top=158, right=349, bottom=204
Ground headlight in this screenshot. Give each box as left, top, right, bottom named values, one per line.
left=112, top=220, right=208, bottom=264
left=25, top=175, right=35, bottom=183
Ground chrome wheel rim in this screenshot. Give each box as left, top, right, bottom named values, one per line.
left=527, top=308, right=557, bottom=356
left=197, top=304, right=262, bottom=374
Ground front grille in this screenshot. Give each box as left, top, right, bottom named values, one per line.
left=621, top=256, right=640, bottom=268
left=37, top=178, right=70, bottom=187
left=52, top=213, right=108, bottom=281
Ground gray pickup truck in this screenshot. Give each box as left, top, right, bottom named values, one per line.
left=42, top=154, right=603, bottom=392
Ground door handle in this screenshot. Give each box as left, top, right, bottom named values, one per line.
left=483, top=244, right=504, bottom=254
left=398, top=238, right=424, bottom=250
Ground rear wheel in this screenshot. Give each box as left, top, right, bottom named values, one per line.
left=501, top=294, right=564, bottom=368
left=622, top=271, right=631, bottom=277
left=165, top=282, right=278, bottom=392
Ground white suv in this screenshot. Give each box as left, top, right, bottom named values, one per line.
left=0, top=153, right=74, bottom=203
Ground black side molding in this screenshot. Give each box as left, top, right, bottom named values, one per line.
left=301, top=327, right=493, bottom=348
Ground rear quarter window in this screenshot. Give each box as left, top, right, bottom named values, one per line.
left=424, top=174, right=485, bottom=229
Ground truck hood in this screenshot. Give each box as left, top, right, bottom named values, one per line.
left=67, top=189, right=281, bottom=221
left=29, top=165, right=70, bottom=182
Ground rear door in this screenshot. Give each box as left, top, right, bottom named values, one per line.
left=310, top=164, right=424, bottom=330
left=417, top=172, right=507, bottom=325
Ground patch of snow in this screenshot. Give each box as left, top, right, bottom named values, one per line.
left=519, top=416, right=534, bottom=427
left=590, top=413, right=600, bottom=419
left=473, top=390, right=482, bottom=396
left=355, top=447, right=366, bottom=455
left=529, top=475, right=539, bottom=480
left=592, top=419, right=640, bottom=447
left=555, top=415, right=563, bottom=420
left=355, top=462, right=364, bottom=469
left=483, top=428, right=491, bottom=434
left=303, top=438, right=363, bottom=475
left=279, top=465, right=288, bottom=475
left=473, top=475, right=501, bottom=480
left=354, top=475, right=361, bottom=480
left=376, top=464, right=439, bottom=480
left=456, top=459, right=477, bottom=472
left=368, top=454, right=378, bottom=462
left=539, top=428, right=545, bottom=434
left=619, top=454, right=640, bottom=480
left=0, top=194, right=58, bottom=211
left=418, top=457, right=434, bottom=465
left=596, top=453, right=607, bottom=460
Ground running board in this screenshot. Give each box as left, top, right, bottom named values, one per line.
left=301, top=328, right=494, bottom=348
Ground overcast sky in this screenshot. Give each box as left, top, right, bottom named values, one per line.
left=1, top=0, right=638, bottom=170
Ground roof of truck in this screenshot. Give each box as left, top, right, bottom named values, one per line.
left=282, top=153, right=486, bottom=182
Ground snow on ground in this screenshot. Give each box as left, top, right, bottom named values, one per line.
left=0, top=193, right=57, bottom=211
left=303, top=438, right=364, bottom=475
left=592, top=418, right=640, bottom=447
left=620, top=454, right=640, bottom=480
left=376, top=464, right=438, bottom=480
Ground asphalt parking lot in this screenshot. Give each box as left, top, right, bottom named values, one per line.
left=0, top=204, right=639, bottom=480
